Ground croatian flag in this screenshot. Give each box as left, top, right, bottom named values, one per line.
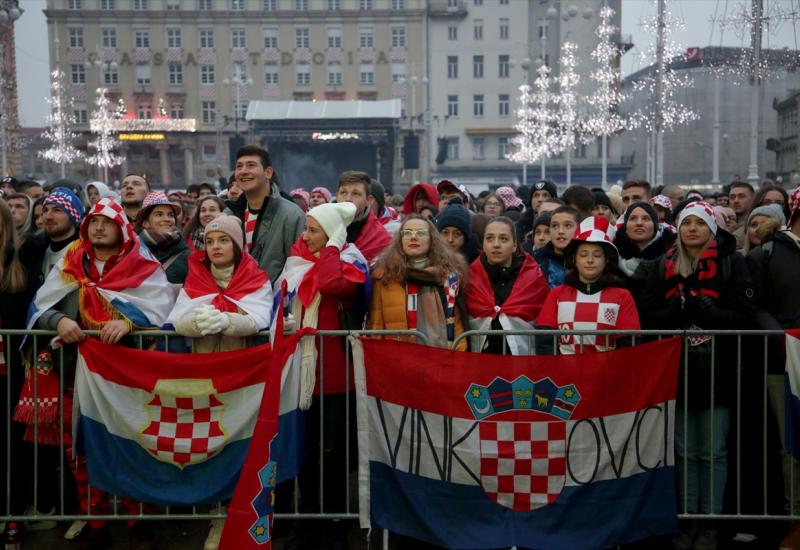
left=74, top=336, right=299, bottom=510
left=353, top=338, right=681, bottom=549
left=785, top=329, right=800, bottom=459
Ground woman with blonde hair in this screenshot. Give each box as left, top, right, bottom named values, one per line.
left=366, top=214, right=469, bottom=350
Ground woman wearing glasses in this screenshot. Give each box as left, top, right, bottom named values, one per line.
left=366, top=214, right=469, bottom=350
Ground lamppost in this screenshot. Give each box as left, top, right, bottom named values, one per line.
left=0, top=0, right=23, bottom=176
left=223, top=73, right=253, bottom=136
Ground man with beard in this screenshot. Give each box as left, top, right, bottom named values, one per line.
left=120, top=174, right=149, bottom=223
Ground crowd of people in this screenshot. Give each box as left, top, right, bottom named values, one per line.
left=0, top=146, right=798, bottom=550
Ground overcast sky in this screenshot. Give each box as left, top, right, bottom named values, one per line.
left=13, top=0, right=800, bottom=126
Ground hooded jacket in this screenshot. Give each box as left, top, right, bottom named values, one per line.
left=402, top=183, right=439, bottom=216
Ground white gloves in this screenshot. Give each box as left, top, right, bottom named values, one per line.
left=326, top=224, right=348, bottom=250
left=194, top=304, right=231, bottom=336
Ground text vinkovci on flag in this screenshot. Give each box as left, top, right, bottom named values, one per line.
left=353, top=337, right=681, bottom=550
left=74, top=334, right=305, bottom=548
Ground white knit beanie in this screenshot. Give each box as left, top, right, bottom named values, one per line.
left=307, top=202, right=357, bottom=238
left=677, top=201, right=718, bottom=235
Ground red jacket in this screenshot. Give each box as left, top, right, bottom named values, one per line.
left=402, top=183, right=439, bottom=216
left=353, top=210, right=392, bottom=265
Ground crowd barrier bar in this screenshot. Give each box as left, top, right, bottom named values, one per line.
left=1, top=328, right=797, bottom=537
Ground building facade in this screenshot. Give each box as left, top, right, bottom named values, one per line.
left=426, top=0, right=628, bottom=192
left=45, top=0, right=426, bottom=189
left=773, top=91, right=800, bottom=181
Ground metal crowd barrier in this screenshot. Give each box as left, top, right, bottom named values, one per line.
left=0, top=328, right=796, bottom=543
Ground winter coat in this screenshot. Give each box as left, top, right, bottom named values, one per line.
left=224, top=182, right=305, bottom=284
left=641, top=229, right=756, bottom=407
left=402, top=183, right=439, bottom=216
left=19, top=231, right=80, bottom=294
left=533, top=242, right=567, bottom=289
left=614, top=224, right=676, bottom=311
left=346, top=209, right=393, bottom=265
left=140, top=232, right=191, bottom=285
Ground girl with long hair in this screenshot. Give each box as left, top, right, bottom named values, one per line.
left=182, top=195, right=225, bottom=252
left=366, top=214, right=469, bottom=350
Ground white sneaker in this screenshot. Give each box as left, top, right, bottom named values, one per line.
left=64, top=520, right=87, bottom=540
left=24, top=506, right=57, bottom=531
left=204, top=518, right=225, bottom=550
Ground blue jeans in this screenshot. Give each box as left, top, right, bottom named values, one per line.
left=675, top=406, right=730, bottom=514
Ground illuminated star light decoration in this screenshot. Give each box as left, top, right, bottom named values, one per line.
left=584, top=5, right=632, bottom=139
left=630, top=2, right=699, bottom=132
left=86, top=87, right=124, bottom=178
left=39, top=68, right=84, bottom=176
left=555, top=42, right=581, bottom=154
left=507, top=64, right=559, bottom=165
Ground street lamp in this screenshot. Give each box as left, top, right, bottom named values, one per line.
left=0, top=0, right=22, bottom=22
left=0, top=1, right=23, bottom=176
left=223, top=73, right=253, bottom=135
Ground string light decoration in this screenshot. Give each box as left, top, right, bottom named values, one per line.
left=584, top=6, right=631, bottom=139
left=555, top=42, right=580, bottom=154
left=39, top=68, right=84, bottom=178
left=158, top=98, right=167, bottom=117
left=116, top=98, right=127, bottom=118
left=507, top=64, right=558, bottom=166
left=87, top=87, right=123, bottom=182
left=629, top=2, right=699, bottom=132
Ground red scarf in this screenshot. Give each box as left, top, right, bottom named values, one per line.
left=289, top=239, right=367, bottom=308
left=664, top=238, right=721, bottom=300
left=183, top=251, right=268, bottom=313
left=354, top=211, right=393, bottom=264
left=61, top=239, right=160, bottom=329
left=466, top=254, right=550, bottom=322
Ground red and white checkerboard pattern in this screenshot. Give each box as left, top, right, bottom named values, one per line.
left=68, top=47, right=86, bottom=62
left=326, top=47, right=343, bottom=63
left=294, top=48, right=311, bottom=63
left=85, top=198, right=134, bottom=243
left=166, top=48, right=183, bottom=62
left=790, top=187, right=800, bottom=220
left=390, top=47, right=407, bottom=62
left=231, top=47, right=248, bottom=63
left=134, top=47, right=152, bottom=63
left=358, top=47, right=375, bottom=63
left=556, top=290, right=620, bottom=354
left=140, top=393, right=226, bottom=467
left=391, top=82, right=407, bottom=97
left=479, top=421, right=566, bottom=511
left=263, top=84, right=281, bottom=98
left=198, top=48, right=217, bottom=64
left=263, top=48, right=280, bottom=63
left=200, top=84, right=217, bottom=99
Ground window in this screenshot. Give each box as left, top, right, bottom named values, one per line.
left=473, top=19, right=483, bottom=40
left=499, top=18, right=509, bottom=39
left=500, top=0, right=508, bottom=4
left=137, top=102, right=152, bottom=120
left=200, top=65, right=215, bottom=84
left=202, top=144, right=217, bottom=161
left=448, top=25, right=458, bottom=40
left=170, top=103, right=184, bottom=118
left=391, top=63, right=406, bottom=83
left=499, top=55, right=509, bottom=78
left=473, top=0, right=482, bottom=4
left=133, top=0, right=148, bottom=9
left=166, top=28, right=182, bottom=49
left=68, top=28, right=84, bottom=48
left=135, top=64, right=151, bottom=86
left=231, top=28, right=246, bottom=49
left=473, top=94, right=484, bottom=116
left=103, top=67, right=118, bottom=86
left=447, top=95, right=458, bottom=117
left=447, top=0, right=458, bottom=6
left=67, top=0, right=82, bottom=8
left=472, top=137, right=485, bottom=160
left=73, top=108, right=88, bottom=125
left=134, top=30, right=150, bottom=48
left=295, top=0, right=308, bottom=9
left=447, top=56, right=458, bottom=79
left=447, top=137, right=460, bottom=161
left=360, top=65, right=374, bottom=85
left=359, top=28, right=374, bottom=48
left=235, top=101, right=248, bottom=120
left=328, top=67, right=342, bottom=86
left=100, top=0, right=114, bottom=9
left=498, top=137, right=509, bottom=159
left=392, top=0, right=405, bottom=8
left=231, top=0, right=244, bottom=9
left=264, top=70, right=279, bottom=84
left=391, top=27, right=406, bottom=48
left=263, top=0, right=276, bottom=9
left=328, top=0, right=341, bottom=8
left=327, top=28, right=341, bottom=48
left=498, top=94, right=509, bottom=116
left=295, top=28, right=310, bottom=48
left=168, top=63, right=183, bottom=85
left=200, top=30, right=214, bottom=48
left=166, top=0, right=180, bottom=9
left=202, top=101, right=216, bottom=125
left=101, top=28, right=117, bottom=48
left=538, top=21, right=548, bottom=39
left=264, top=28, right=279, bottom=49
left=296, top=66, right=311, bottom=86
left=233, top=63, right=247, bottom=81
left=360, top=0, right=373, bottom=9
left=199, top=0, right=213, bottom=9
left=473, top=55, right=483, bottom=78
left=70, top=64, right=86, bottom=84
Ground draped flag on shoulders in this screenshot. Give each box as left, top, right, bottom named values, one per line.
left=74, top=338, right=290, bottom=509
left=352, top=337, right=681, bottom=550
left=785, top=329, right=800, bottom=459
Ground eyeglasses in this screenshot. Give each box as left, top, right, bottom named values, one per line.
left=401, top=229, right=430, bottom=238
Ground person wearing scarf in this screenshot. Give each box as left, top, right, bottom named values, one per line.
left=136, top=191, right=191, bottom=285
left=366, top=214, right=469, bottom=350
left=183, top=195, right=225, bottom=253
left=536, top=216, right=640, bottom=356
left=168, top=215, right=272, bottom=354
left=25, top=197, right=175, bottom=548
left=466, top=216, right=549, bottom=355
left=273, top=202, right=368, bottom=550
left=641, top=201, right=755, bottom=548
